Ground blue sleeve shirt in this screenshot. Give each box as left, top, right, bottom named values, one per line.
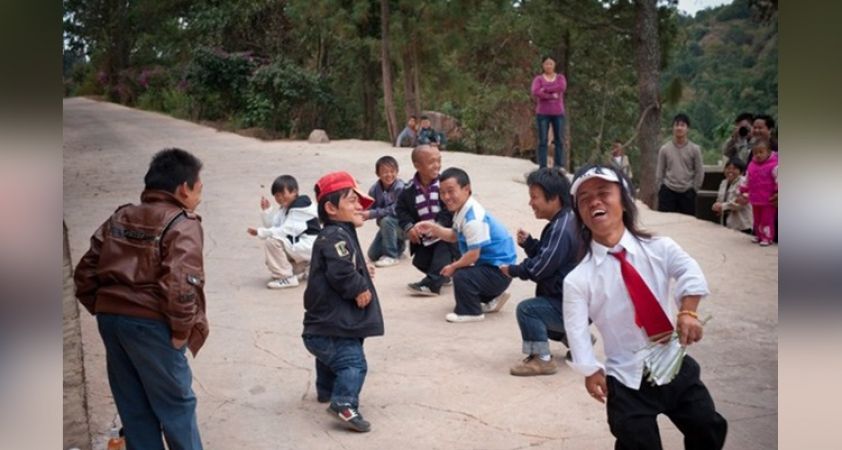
left=453, top=197, right=517, bottom=266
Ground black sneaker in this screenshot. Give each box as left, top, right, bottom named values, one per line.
left=326, top=402, right=371, bottom=432
left=407, top=282, right=439, bottom=297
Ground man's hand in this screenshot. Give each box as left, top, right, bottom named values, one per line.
left=367, top=263, right=375, bottom=279
left=260, top=196, right=271, bottom=210
left=585, top=370, right=608, bottom=404
left=414, top=220, right=437, bottom=236
left=440, top=264, right=456, bottom=278
left=711, top=202, right=722, bottom=214
left=246, top=227, right=258, bottom=236
left=355, top=290, right=372, bottom=309
left=407, top=226, right=421, bottom=244
left=677, top=314, right=704, bottom=346
left=171, top=336, right=187, bottom=350
left=516, top=228, right=530, bottom=246
left=499, top=265, right=511, bottom=278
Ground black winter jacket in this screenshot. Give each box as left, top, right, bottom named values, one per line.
left=302, top=221, right=384, bottom=338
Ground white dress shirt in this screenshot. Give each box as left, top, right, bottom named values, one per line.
left=563, top=229, right=709, bottom=389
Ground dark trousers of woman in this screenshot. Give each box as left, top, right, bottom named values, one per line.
left=606, top=356, right=727, bottom=450
left=658, top=185, right=697, bottom=216
left=536, top=114, right=565, bottom=169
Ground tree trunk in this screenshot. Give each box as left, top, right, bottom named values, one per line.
left=634, top=0, right=661, bottom=207
left=380, top=0, right=399, bottom=142
left=401, top=39, right=419, bottom=121
left=553, top=28, right=574, bottom=172
left=360, top=49, right=377, bottom=140
left=412, top=39, right=422, bottom=114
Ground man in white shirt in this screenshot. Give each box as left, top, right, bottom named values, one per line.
left=563, top=164, right=727, bottom=450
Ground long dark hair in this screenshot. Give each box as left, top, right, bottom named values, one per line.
left=571, top=164, right=652, bottom=259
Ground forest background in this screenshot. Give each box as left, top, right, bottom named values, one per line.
left=63, top=0, right=778, bottom=205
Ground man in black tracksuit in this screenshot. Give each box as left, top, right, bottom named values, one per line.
left=303, top=171, right=384, bottom=433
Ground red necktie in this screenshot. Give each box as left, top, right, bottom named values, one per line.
left=610, top=249, right=674, bottom=339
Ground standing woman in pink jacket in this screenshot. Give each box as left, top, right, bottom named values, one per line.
left=531, top=56, right=567, bottom=171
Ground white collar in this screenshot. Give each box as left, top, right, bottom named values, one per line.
left=454, top=196, right=479, bottom=225
left=590, top=229, right=640, bottom=266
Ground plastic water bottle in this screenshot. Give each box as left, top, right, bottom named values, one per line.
left=106, top=427, right=126, bottom=450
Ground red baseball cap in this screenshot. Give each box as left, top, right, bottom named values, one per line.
left=315, top=171, right=374, bottom=209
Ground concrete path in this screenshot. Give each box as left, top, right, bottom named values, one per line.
left=63, top=97, right=777, bottom=449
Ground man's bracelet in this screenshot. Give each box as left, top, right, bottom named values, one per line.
left=678, top=310, right=699, bottom=320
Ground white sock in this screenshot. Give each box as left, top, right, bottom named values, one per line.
left=538, top=354, right=551, bottom=362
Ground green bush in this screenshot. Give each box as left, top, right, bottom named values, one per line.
left=185, top=47, right=256, bottom=120
left=243, top=60, right=333, bottom=135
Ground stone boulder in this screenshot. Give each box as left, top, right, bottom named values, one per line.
left=308, top=129, right=330, bottom=144
left=422, top=110, right=463, bottom=142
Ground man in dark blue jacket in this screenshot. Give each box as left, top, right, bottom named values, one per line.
left=303, top=171, right=384, bottom=433
left=500, top=168, right=582, bottom=376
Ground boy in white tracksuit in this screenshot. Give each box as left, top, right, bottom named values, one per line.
left=248, top=175, right=320, bottom=289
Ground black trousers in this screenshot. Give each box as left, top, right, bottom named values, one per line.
left=658, top=185, right=697, bottom=216
left=453, top=265, right=511, bottom=315
left=410, top=240, right=458, bottom=292
left=606, top=356, right=727, bottom=450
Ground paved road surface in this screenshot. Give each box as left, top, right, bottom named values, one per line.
left=64, top=97, right=777, bottom=449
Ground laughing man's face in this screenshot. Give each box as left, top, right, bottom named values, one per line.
left=576, top=177, right=624, bottom=243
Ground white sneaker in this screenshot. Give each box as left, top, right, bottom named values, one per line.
left=482, top=292, right=511, bottom=313
left=374, top=256, right=399, bottom=268
left=267, top=276, right=300, bottom=289
left=445, top=312, right=485, bottom=323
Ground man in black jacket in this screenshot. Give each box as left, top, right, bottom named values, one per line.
left=303, top=171, right=384, bottom=433
left=395, top=145, right=459, bottom=296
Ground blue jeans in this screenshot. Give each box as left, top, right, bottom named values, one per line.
left=302, top=335, right=367, bottom=409
left=536, top=114, right=565, bottom=169
left=516, top=296, right=566, bottom=356
left=453, top=265, right=511, bottom=315
left=367, top=216, right=406, bottom=260
left=97, top=314, right=202, bottom=450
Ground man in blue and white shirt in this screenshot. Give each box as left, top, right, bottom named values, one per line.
left=415, top=167, right=516, bottom=323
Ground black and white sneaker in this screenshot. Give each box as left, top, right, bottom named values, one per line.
left=407, top=282, right=439, bottom=297
left=326, top=402, right=371, bottom=432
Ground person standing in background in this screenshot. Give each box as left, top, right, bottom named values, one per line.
left=531, top=56, right=567, bottom=171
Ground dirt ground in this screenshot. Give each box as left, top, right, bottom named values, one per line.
left=63, top=97, right=777, bottom=449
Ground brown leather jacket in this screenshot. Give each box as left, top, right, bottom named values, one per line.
left=74, top=190, right=209, bottom=356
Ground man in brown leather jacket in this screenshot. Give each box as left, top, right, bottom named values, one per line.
left=74, top=148, right=208, bottom=450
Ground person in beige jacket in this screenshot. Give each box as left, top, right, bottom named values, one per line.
left=712, top=158, right=752, bottom=233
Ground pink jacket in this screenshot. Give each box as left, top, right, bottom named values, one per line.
left=531, top=74, right=566, bottom=116
left=740, top=152, right=778, bottom=206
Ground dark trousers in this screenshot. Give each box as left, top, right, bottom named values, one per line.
left=411, top=240, right=458, bottom=292
left=302, top=335, right=367, bottom=409
left=97, top=314, right=203, bottom=450
left=606, top=356, right=727, bottom=450
left=658, top=185, right=697, bottom=216
left=536, top=114, right=566, bottom=169
left=453, top=265, right=511, bottom=315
